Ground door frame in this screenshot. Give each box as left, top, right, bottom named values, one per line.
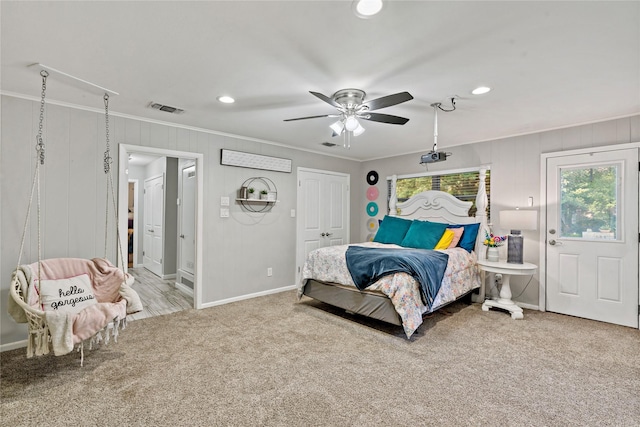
left=119, top=144, right=204, bottom=309
left=295, top=167, right=351, bottom=283
left=539, top=142, right=640, bottom=327
left=176, top=159, right=196, bottom=295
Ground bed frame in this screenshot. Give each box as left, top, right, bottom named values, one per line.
left=302, top=168, right=489, bottom=326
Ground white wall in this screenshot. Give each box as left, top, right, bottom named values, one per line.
left=359, top=114, right=640, bottom=308
left=0, top=95, right=362, bottom=346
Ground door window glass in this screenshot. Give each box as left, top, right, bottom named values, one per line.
left=559, top=164, right=619, bottom=240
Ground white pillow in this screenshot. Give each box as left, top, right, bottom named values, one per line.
left=39, top=274, right=97, bottom=314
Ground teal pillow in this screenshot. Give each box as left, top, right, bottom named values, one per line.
left=400, top=220, right=448, bottom=250
left=373, top=216, right=412, bottom=245
left=448, top=222, right=481, bottom=253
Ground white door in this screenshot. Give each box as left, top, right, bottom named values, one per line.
left=143, top=175, right=164, bottom=277
left=296, top=169, right=350, bottom=280
left=179, top=164, right=196, bottom=275
left=545, top=148, right=638, bottom=327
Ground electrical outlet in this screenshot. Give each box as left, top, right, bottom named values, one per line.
left=267, top=267, right=273, bottom=277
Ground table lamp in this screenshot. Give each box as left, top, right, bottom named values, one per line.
left=499, top=209, right=538, bottom=264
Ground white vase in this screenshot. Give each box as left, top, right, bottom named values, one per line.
left=487, top=247, right=499, bottom=262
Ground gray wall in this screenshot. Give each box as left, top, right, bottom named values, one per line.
left=0, top=95, right=362, bottom=346
left=359, top=114, right=640, bottom=308
left=2, top=92, right=638, bottom=346
left=163, top=157, right=178, bottom=276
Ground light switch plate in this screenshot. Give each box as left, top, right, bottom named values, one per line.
left=220, top=208, right=229, bottom=218
left=221, top=196, right=230, bottom=206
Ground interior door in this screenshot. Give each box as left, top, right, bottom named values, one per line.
left=143, top=175, right=164, bottom=277
left=545, top=148, right=638, bottom=327
left=179, top=164, right=196, bottom=275
left=297, top=169, right=350, bottom=281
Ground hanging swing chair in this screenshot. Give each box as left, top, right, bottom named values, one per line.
left=7, top=70, right=142, bottom=365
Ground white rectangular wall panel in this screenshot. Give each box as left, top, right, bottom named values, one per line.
left=221, top=149, right=292, bottom=173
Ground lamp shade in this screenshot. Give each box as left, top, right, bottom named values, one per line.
left=345, top=116, right=359, bottom=131
left=500, top=209, right=538, bottom=232
left=353, top=123, right=365, bottom=136
left=330, top=120, right=344, bottom=135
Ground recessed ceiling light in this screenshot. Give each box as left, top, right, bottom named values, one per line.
left=353, top=0, right=383, bottom=19
left=471, top=86, right=491, bottom=95
left=217, top=95, right=235, bottom=104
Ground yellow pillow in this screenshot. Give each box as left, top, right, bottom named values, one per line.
left=434, top=229, right=455, bottom=250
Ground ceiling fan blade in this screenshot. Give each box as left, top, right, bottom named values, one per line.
left=361, top=112, right=410, bottom=125
left=362, top=92, right=413, bottom=111
left=309, top=91, right=342, bottom=109
left=283, top=114, right=333, bottom=122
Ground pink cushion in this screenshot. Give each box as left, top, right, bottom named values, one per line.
left=447, top=227, right=464, bottom=249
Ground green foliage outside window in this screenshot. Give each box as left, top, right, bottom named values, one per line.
left=394, top=170, right=491, bottom=218
left=560, top=166, right=617, bottom=238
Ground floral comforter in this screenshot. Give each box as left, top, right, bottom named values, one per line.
left=299, top=242, right=480, bottom=338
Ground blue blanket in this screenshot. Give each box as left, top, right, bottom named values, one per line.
left=345, top=246, right=449, bottom=309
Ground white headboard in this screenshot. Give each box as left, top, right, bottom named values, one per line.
left=387, top=168, right=489, bottom=258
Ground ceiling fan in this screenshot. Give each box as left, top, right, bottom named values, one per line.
left=284, top=89, right=413, bottom=148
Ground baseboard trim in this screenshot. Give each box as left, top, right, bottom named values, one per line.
left=162, top=273, right=176, bottom=280
left=1, top=339, right=27, bottom=352
left=175, top=281, right=194, bottom=298
left=201, top=285, right=297, bottom=309
left=517, top=302, right=540, bottom=311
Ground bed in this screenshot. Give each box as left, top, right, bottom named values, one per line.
left=298, top=169, right=489, bottom=338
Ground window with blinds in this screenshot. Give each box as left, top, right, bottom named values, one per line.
left=387, top=169, right=491, bottom=219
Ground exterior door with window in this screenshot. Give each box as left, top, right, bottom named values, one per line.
left=545, top=148, right=638, bottom=327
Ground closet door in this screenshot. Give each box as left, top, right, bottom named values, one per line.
left=143, top=175, right=164, bottom=277
left=296, top=168, right=350, bottom=281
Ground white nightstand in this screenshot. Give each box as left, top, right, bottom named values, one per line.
left=477, top=259, right=537, bottom=319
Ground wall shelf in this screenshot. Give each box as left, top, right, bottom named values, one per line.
left=237, top=177, right=278, bottom=212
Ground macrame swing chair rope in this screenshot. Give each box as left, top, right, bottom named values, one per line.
left=102, top=93, right=127, bottom=276
left=8, top=70, right=139, bottom=365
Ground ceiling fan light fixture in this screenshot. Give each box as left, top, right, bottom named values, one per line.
left=345, top=115, right=360, bottom=132
left=353, top=0, right=383, bottom=18
left=330, top=120, right=345, bottom=135
left=471, top=86, right=491, bottom=95
left=353, top=123, right=366, bottom=136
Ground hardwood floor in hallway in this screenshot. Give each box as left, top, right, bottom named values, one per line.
left=127, top=267, right=192, bottom=321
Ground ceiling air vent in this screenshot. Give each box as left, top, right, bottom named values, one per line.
left=149, top=102, right=185, bottom=114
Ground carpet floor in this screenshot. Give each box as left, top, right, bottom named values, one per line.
left=2, top=290, right=639, bottom=426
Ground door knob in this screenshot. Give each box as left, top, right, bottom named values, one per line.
left=549, top=239, right=563, bottom=246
